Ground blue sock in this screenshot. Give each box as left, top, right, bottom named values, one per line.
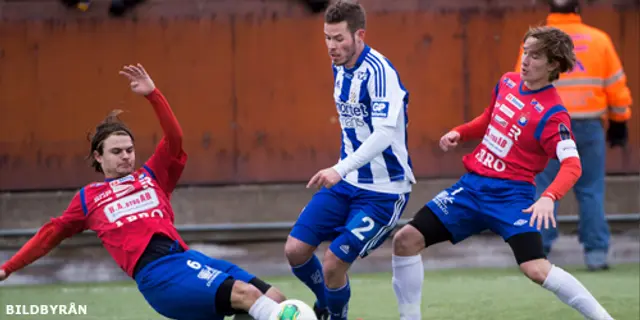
left=291, top=255, right=327, bottom=309
left=325, top=279, right=350, bottom=320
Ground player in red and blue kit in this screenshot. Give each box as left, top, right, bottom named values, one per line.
left=390, top=27, right=614, bottom=320
left=0, top=64, right=285, bottom=320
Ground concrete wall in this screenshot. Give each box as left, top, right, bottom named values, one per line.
left=1, top=177, right=637, bottom=232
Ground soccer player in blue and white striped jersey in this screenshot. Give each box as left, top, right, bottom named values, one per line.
left=284, top=1, right=415, bottom=319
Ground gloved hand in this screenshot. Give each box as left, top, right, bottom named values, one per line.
left=606, top=120, right=628, bottom=148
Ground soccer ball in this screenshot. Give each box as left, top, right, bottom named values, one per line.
left=270, top=299, right=318, bottom=320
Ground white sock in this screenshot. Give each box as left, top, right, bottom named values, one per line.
left=542, top=265, right=613, bottom=320
left=392, top=254, right=423, bottom=320
left=248, top=295, right=279, bottom=320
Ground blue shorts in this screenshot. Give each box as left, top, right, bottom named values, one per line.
left=426, top=173, right=539, bottom=244
left=134, top=250, right=257, bottom=320
left=290, top=180, right=410, bottom=263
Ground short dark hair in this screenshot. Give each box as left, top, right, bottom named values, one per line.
left=523, top=26, right=577, bottom=82
left=324, top=0, right=366, bottom=34
left=87, top=110, right=134, bottom=173
left=548, top=0, right=580, bottom=14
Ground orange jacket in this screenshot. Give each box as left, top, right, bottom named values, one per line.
left=515, top=13, right=632, bottom=122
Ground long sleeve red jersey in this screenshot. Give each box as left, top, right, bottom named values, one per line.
left=2, top=88, right=188, bottom=277
left=453, top=72, right=581, bottom=198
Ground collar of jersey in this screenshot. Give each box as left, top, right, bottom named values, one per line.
left=103, top=174, right=130, bottom=183
left=546, top=13, right=582, bottom=25
left=519, top=81, right=553, bottom=95
left=343, top=44, right=371, bottom=73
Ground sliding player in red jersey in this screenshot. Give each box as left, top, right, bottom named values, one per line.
left=0, top=64, right=285, bottom=320
left=390, top=27, right=614, bottom=320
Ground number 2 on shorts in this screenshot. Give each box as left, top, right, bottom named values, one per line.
left=351, top=216, right=375, bottom=241
left=348, top=210, right=382, bottom=243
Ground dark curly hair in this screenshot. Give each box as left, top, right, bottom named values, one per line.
left=86, top=110, right=134, bottom=173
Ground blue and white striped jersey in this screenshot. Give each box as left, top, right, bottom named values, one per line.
left=332, top=45, right=415, bottom=194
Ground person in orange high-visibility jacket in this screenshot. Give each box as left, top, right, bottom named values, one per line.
left=515, top=0, right=633, bottom=271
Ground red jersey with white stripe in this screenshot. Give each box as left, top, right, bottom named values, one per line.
left=462, top=72, right=578, bottom=184
left=49, top=90, right=188, bottom=277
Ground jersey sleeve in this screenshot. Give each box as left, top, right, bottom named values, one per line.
left=538, top=110, right=579, bottom=162
left=368, top=62, right=407, bottom=128
left=143, top=138, right=187, bottom=195
left=141, top=89, right=187, bottom=194
left=453, top=81, right=498, bottom=141
left=0, top=193, right=85, bottom=275
left=49, top=191, right=88, bottom=236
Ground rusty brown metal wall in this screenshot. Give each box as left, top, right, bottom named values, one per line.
left=0, top=0, right=638, bottom=191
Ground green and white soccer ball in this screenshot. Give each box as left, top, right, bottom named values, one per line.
left=270, top=299, right=318, bottom=320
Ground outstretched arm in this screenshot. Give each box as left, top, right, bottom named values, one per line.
left=440, top=82, right=498, bottom=151
left=452, top=82, right=499, bottom=142
left=451, top=107, right=492, bottom=142
left=0, top=192, right=87, bottom=280
left=0, top=222, right=70, bottom=278
left=119, top=64, right=187, bottom=194
left=146, top=88, right=183, bottom=156
left=119, top=64, right=184, bottom=156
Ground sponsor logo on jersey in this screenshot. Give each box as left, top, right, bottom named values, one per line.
left=482, top=125, right=514, bottom=158
left=517, top=113, right=529, bottom=127
left=493, top=114, right=508, bottom=128
left=337, top=102, right=368, bottom=128
left=503, top=77, right=516, bottom=88
left=499, top=104, right=515, bottom=118
left=94, top=190, right=113, bottom=204
left=371, top=101, right=390, bottom=118
left=531, top=99, right=544, bottom=113
left=508, top=124, right=522, bottom=141
left=506, top=93, right=525, bottom=110
left=336, top=102, right=369, bottom=118
left=474, top=148, right=507, bottom=172
left=110, top=175, right=135, bottom=185
left=104, top=189, right=160, bottom=223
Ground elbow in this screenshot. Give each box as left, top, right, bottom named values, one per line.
left=165, top=133, right=184, bottom=151
left=167, top=125, right=184, bottom=140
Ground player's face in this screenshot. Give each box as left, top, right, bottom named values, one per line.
left=95, top=134, right=135, bottom=179
left=520, top=37, right=558, bottom=85
left=324, top=22, right=362, bottom=67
